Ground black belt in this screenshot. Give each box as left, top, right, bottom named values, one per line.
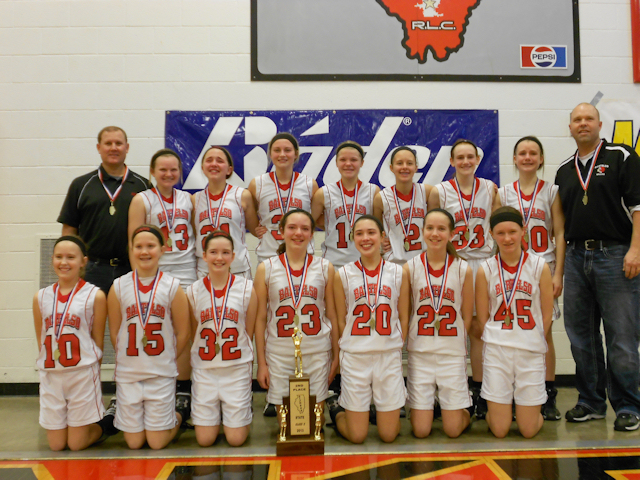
left=90, top=257, right=127, bottom=267
left=569, top=240, right=629, bottom=251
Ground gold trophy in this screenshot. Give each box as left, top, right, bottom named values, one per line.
left=276, top=327, right=325, bottom=456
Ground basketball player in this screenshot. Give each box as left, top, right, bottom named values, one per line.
left=108, top=225, right=190, bottom=449
left=34, top=236, right=115, bottom=450
left=249, top=134, right=318, bottom=264
left=497, top=136, right=566, bottom=421
left=475, top=207, right=553, bottom=438
left=373, top=146, right=432, bottom=265
left=312, top=141, right=379, bottom=269
left=188, top=230, right=257, bottom=447
left=405, top=209, right=474, bottom=438
left=194, top=146, right=259, bottom=279
left=330, top=215, right=410, bottom=443
left=428, top=139, right=500, bottom=419
left=254, top=210, right=338, bottom=421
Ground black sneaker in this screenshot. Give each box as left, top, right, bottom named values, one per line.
left=565, top=404, right=606, bottom=422
left=471, top=388, right=487, bottom=420
left=263, top=402, right=277, bottom=417
left=433, top=400, right=441, bottom=420
left=369, top=404, right=377, bottom=425
left=326, top=394, right=344, bottom=426
left=400, top=406, right=407, bottom=418
left=614, top=413, right=640, bottom=431
left=542, top=388, right=561, bottom=421
left=176, top=392, right=191, bottom=427
left=96, top=397, right=119, bottom=438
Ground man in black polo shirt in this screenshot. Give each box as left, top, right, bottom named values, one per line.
left=555, top=103, right=640, bottom=431
left=58, top=126, right=151, bottom=293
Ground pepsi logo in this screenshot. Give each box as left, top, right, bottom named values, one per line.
left=520, top=45, right=567, bottom=69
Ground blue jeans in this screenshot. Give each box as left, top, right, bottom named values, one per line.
left=84, top=260, right=131, bottom=294
left=564, top=243, right=640, bottom=416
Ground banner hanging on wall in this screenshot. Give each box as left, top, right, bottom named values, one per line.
left=600, top=100, right=640, bottom=153
left=165, top=109, right=499, bottom=193
left=251, top=0, right=580, bottom=82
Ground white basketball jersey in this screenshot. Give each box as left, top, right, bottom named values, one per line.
left=36, top=280, right=102, bottom=371
left=263, top=255, right=332, bottom=356
left=436, top=178, right=494, bottom=260
left=194, top=185, right=250, bottom=275
left=498, top=180, right=558, bottom=264
left=406, top=254, right=469, bottom=356
left=380, top=184, right=427, bottom=265
left=481, top=253, right=547, bottom=354
left=113, top=271, right=180, bottom=382
left=338, top=260, right=404, bottom=353
left=187, top=275, right=254, bottom=369
left=321, top=181, right=377, bottom=268
left=138, top=188, right=196, bottom=269
left=255, top=172, right=315, bottom=260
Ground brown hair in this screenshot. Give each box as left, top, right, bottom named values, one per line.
left=203, top=229, right=235, bottom=252
left=97, top=126, right=127, bottom=143
left=150, top=148, right=183, bottom=183
left=513, top=136, right=545, bottom=170
left=276, top=209, right=315, bottom=255
left=450, top=139, right=478, bottom=158
left=53, top=235, right=89, bottom=278
left=390, top=146, right=418, bottom=166
left=268, top=133, right=299, bottom=161
left=424, top=209, right=459, bottom=258
left=336, top=141, right=365, bottom=160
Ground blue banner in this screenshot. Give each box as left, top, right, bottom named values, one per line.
left=165, top=109, right=499, bottom=192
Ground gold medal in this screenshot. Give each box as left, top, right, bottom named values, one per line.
left=524, top=231, right=529, bottom=244
left=404, top=241, right=410, bottom=252
left=369, top=318, right=376, bottom=328
left=464, top=229, right=470, bottom=242
left=293, top=314, right=300, bottom=325
left=349, top=230, right=354, bottom=241
left=141, top=335, right=148, bottom=347
left=505, top=312, right=511, bottom=327
left=109, top=204, right=116, bottom=215
left=435, top=320, right=440, bottom=330
left=582, top=193, right=588, bottom=206
left=166, top=237, right=172, bottom=248
left=54, top=349, right=61, bottom=361
left=215, top=343, right=221, bottom=356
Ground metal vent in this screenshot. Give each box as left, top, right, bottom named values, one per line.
left=39, top=238, right=115, bottom=365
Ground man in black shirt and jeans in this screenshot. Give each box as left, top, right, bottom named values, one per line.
left=58, top=126, right=151, bottom=293
left=555, top=103, right=640, bottom=431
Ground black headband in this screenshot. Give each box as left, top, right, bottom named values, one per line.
left=54, top=236, right=87, bottom=256
left=132, top=225, right=165, bottom=246
left=490, top=212, right=524, bottom=229
left=336, top=142, right=365, bottom=159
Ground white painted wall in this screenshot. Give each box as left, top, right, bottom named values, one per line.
left=0, top=0, right=637, bottom=383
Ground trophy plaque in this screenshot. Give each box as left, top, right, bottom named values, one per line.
left=276, top=327, right=324, bottom=456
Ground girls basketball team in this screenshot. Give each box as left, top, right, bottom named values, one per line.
left=35, top=134, right=562, bottom=449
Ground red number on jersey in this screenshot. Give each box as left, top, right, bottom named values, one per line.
left=336, top=222, right=349, bottom=249
left=221, top=327, right=241, bottom=360
left=126, top=322, right=165, bottom=356
left=200, top=223, right=230, bottom=251
left=493, top=304, right=513, bottom=330
left=276, top=304, right=321, bottom=337
left=43, top=334, right=81, bottom=368
left=271, top=214, right=283, bottom=241
left=416, top=305, right=458, bottom=336
left=528, top=225, right=548, bottom=254
left=301, top=304, right=321, bottom=336
left=350, top=304, right=392, bottom=336
left=494, top=300, right=535, bottom=330
left=162, top=224, right=189, bottom=252
left=276, top=305, right=295, bottom=337
left=452, top=224, right=485, bottom=250
left=199, top=328, right=217, bottom=361
left=405, top=224, right=422, bottom=251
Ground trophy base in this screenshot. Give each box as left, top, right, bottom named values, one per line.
left=276, top=434, right=324, bottom=457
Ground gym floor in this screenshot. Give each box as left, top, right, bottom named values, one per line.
left=1, top=388, right=639, bottom=479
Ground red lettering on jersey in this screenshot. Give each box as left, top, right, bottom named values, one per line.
left=279, top=285, right=318, bottom=302
left=495, top=279, right=533, bottom=297
left=393, top=207, right=426, bottom=226
left=418, top=286, right=455, bottom=303
left=334, top=204, right=367, bottom=220
left=354, top=286, right=365, bottom=301
left=125, top=302, right=165, bottom=321
left=455, top=208, right=487, bottom=223
left=523, top=207, right=546, bottom=221
left=45, top=313, right=81, bottom=331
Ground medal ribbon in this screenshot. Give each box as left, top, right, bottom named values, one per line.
left=51, top=281, right=83, bottom=347
left=282, top=253, right=310, bottom=313
left=338, top=180, right=360, bottom=232
left=152, top=188, right=177, bottom=237
left=515, top=179, right=541, bottom=234
left=391, top=185, right=416, bottom=240
left=207, top=184, right=231, bottom=230
left=420, top=252, right=450, bottom=315
left=496, top=251, right=525, bottom=317
left=98, top=165, right=128, bottom=207
left=273, top=172, right=298, bottom=215
left=359, top=259, right=385, bottom=314
left=573, top=140, right=604, bottom=196
left=132, top=270, right=162, bottom=335
left=452, top=177, right=478, bottom=233
left=208, top=274, right=234, bottom=339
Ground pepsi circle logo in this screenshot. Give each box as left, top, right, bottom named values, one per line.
left=530, top=46, right=556, bottom=67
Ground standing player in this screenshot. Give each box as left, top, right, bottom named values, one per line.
left=404, top=209, right=474, bottom=438
left=330, top=215, right=410, bottom=443
left=475, top=207, right=553, bottom=438
left=194, top=146, right=260, bottom=279
left=428, top=139, right=500, bottom=419
left=33, top=236, right=115, bottom=451
left=312, top=141, right=379, bottom=268
left=108, top=225, right=190, bottom=450
left=374, top=146, right=432, bottom=265
left=497, top=136, right=566, bottom=421
left=254, top=210, right=338, bottom=420
left=249, top=133, right=318, bottom=263
left=128, top=149, right=197, bottom=422
left=187, top=231, right=257, bottom=447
